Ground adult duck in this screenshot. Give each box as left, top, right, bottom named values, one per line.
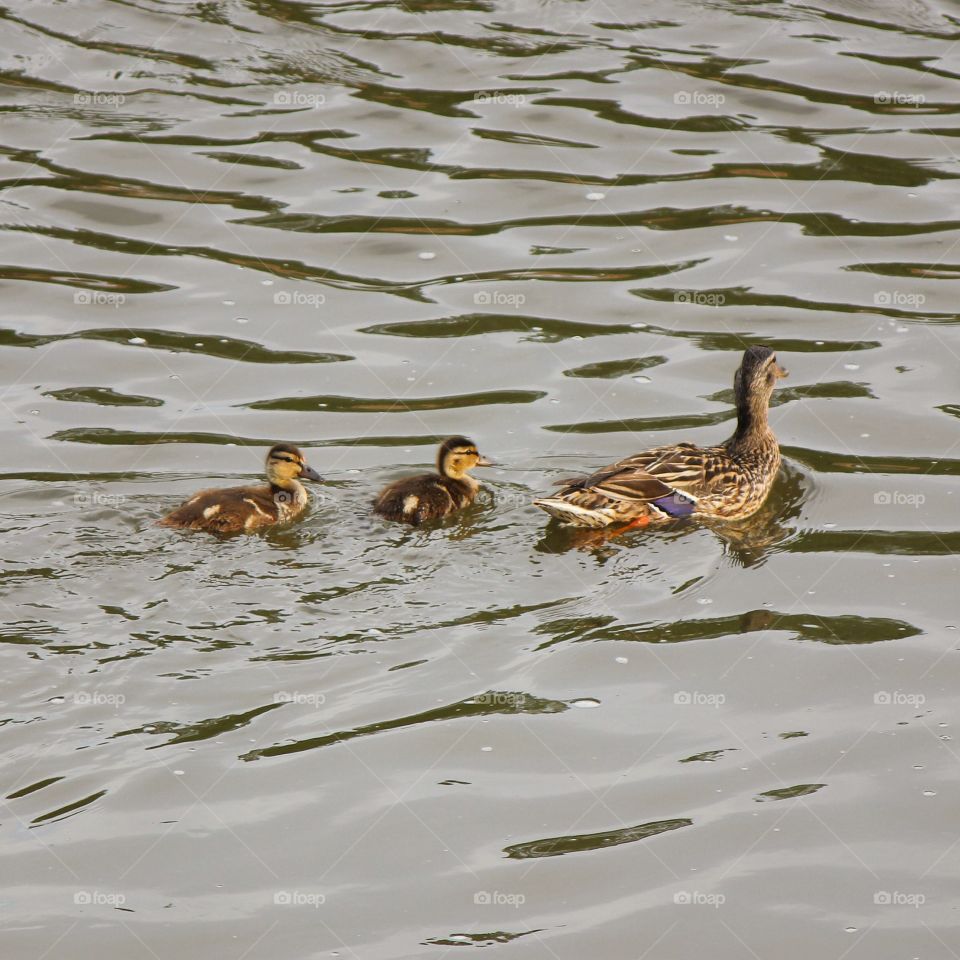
left=533, top=346, right=787, bottom=527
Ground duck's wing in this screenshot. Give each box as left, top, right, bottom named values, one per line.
left=556, top=444, right=725, bottom=515
left=374, top=474, right=457, bottom=525
left=159, top=484, right=279, bottom=531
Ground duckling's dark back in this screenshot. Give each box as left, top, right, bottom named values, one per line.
left=159, top=484, right=282, bottom=533
left=373, top=473, right=475, bottom=526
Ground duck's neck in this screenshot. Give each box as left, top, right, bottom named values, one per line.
left=727, top=391, right=775, bottom=453
left=438, top=455, right=463, bottom=482
left=269, top=475, right=300, bottom=492
left=270, top=477, right=307, bottom=508
left=439, top=461, right=478, bottom=490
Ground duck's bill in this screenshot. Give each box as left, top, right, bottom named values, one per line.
left=774, top=363, right=789, bottom=378
left=300, top=464, right=323, bottom=481
left=476, top=455, right=495, bottom=467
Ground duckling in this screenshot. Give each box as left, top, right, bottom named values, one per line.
left=373, top=436, right=492, bottom=525
left=533, top=346, right=788, bottom=527
left=159, top=443, right=323, bottom=533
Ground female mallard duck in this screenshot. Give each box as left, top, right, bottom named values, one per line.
left=159, top=443, right=322, bottom=533
left=533, top=346, right=788, bottom=528
left=374, top=436, right=492, bottom=525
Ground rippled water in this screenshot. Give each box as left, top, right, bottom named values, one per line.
left=3, top=0, right=959, bottom=956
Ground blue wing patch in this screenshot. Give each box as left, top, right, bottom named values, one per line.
left=651, top=492, right=697, bottom=518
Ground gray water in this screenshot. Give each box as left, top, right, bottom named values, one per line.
left=2, top=0, right=959, bottom=957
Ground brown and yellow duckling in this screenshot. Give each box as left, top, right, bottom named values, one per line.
left=159, top=443, right=323, bottom=533
left=374, top=436, right=492, bottom=525
left=534, top=346, right=788, bottom=528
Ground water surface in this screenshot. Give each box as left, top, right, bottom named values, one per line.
left=2, top=0, right=959, bottom=957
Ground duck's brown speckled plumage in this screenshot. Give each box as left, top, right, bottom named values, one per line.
left=534, top=346, right=788, bottom=528
left=158, top=443, right=322, bottom=533
left=374, top=436, right=491, bottom=525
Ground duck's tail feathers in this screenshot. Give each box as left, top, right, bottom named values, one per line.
left=532, top=497, right=614, bottom=528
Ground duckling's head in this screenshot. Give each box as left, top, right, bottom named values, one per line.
left=266, top=443, right=322, bottom=489
left=437, top=436, right=491, bottom=479
left=734, top=345, right=788, bottom=408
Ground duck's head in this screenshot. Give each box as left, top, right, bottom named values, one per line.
left=734, top=345, right=788, bottom=408
left=266, top=443, right=322, bottom=488
left=437, top=436, right=492, bottom=479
